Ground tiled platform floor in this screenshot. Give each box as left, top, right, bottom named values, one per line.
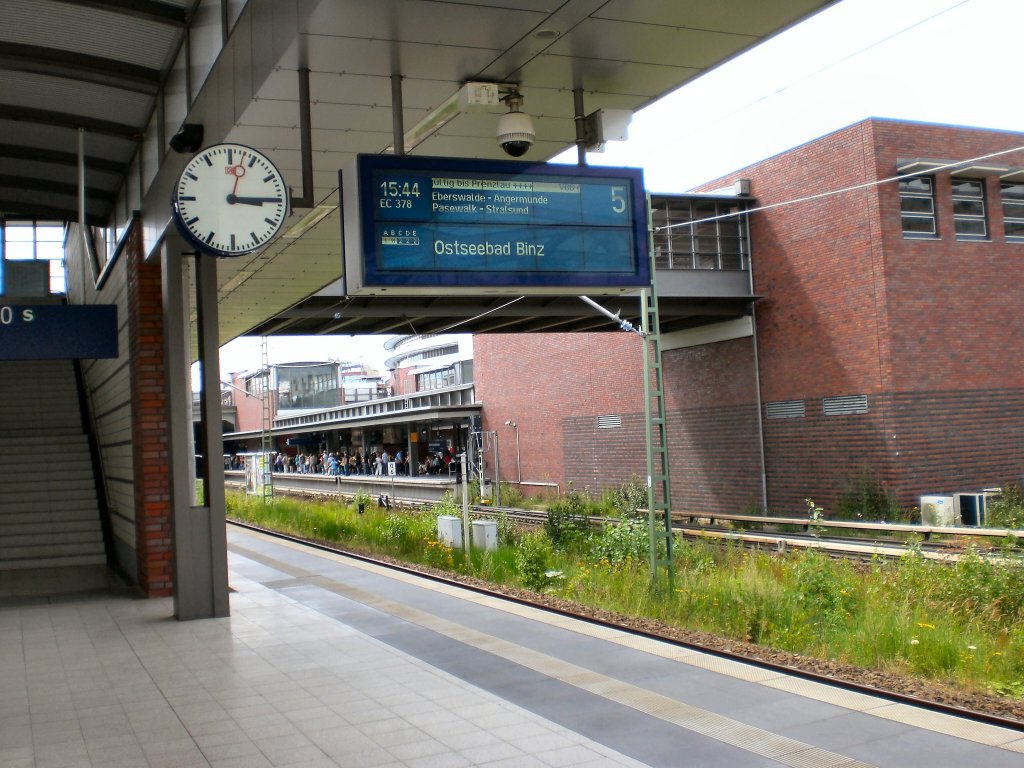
left=0, top=559, right=645, bottom=768
left=4, top=526, right=1024, bottom=768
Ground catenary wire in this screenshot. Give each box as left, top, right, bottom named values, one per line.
left=419, top=295, right=527, bottom=336
left=655, top=143, right=1024, bottom=233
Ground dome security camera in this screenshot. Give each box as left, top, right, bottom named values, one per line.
left=497, top=91, right=534, bottom=157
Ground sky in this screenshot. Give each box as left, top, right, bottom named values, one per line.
left=214, top=0, right=1021, bottom=380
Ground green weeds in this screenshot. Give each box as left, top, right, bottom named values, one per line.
left=988, top=484, right=1024, bottom=530
left=228, top=489, right=1024, bottom=700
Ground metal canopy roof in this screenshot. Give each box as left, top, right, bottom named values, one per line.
left=0, top=0, right=189, bottom=225
left=247, top=292, right=757, bottom=337
left=0, top=0, right=836, bottom=338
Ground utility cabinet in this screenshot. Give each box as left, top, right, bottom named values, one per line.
left=437, top=515, right=462, bottom=548
left=472, top=520, right=498, bottom=551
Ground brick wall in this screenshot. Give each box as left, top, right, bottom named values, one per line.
left=125, top=228, right=172, bottom=597
left=474, top=332, right=762, bottom=512
left=478, top=119, right=1024, bottom=515
left=762, top=387, right=1024, bottom=513
left=474, top=332, right=644, bottom=492
left=662, top=338, right=763, bottom=512
left=868, top=120, right=1024, bottom=394
left=697, top=118, right=1024, bottom=511
left=388, top=365, right=418, bottom=396
left=728, top=120, right=888, bottom=402
left=231, top=372, right=264, bottom=432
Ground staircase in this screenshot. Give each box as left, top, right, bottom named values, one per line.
left=0, top=360, right=107, bottom=570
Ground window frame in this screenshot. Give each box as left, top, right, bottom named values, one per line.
left=898, top=175, right=938, bottom=238
left=650, top=196, right=750, bottom=271
left=950, top=177, right=988, bottom=241
left=1001, top=181, right=1024, bottom=243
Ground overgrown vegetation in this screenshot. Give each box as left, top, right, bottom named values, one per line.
left=228, top=482, right=1024, bottom=701
left=988, top=484, right=1024, bottom=530
left=544, top=483, right=591, bottom=546
left=834, top=470, right=910, bottom=522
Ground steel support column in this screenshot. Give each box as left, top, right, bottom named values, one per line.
left=165, top=245, right=229, bottom=620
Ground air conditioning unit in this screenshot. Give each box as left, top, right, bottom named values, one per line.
left=954, top=492, right=996, bottom=527
left=920, top=495, right=954, bottom=527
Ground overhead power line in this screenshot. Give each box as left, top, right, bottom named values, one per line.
left=655, top=142, right=1024, bottom=233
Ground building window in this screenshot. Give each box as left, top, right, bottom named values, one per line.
left=276, top=364, right=340, bottom=410
left=1002, top=182, right=1024, bottom=243
left=650, top=196, right=749, bottom=270
left=951, top=178, right=987, bottom=239
left=898, top=176, right=937, bottom=237
left=416, top=366, right=456, bottom=391
left=0, top=219, right=67, bottom=294
left=245, top=373, right=268, bottom=396
left=392, top=343, right=459, bottom=367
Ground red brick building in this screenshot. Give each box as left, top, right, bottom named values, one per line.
left=474, top=118, right=1024, bottom=514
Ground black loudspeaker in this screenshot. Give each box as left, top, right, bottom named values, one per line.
left=169, top=123, right=204, bottom=154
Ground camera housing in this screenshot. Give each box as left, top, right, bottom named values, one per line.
left=496, top=111, right=535, bottom=157
left=496, top=92, right=535, bottom=157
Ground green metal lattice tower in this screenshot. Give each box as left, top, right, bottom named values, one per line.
left=642, top=205, right=674, bottom=589
left=259, top=335, right=274, bottom=503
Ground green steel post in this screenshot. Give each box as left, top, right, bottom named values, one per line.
left=643, top=196, right=673, bottom=589
left=260, top=336, right=274, bottom=504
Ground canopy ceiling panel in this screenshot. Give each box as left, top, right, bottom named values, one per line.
left=2, top=72, right=154, bottom=124
left=2, top=0, right=183, bottom=66
left=213, top=0, right=835, bottom=340
left=0, top=0, right=836, bottom=340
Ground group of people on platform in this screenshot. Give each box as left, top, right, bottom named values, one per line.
left=226, top=446, right=461, bottom=479
left=274, top=448, right=410, bottom=477
left=418, top=448, right=459, bottom=477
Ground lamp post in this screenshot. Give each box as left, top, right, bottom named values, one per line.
left=503, top=420, right=521, bottom=484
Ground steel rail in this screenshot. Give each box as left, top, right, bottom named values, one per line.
left=228, top=477, right=1009, bottom=561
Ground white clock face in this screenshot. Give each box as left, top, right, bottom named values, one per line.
left=172, top=143, right=289, bottom=257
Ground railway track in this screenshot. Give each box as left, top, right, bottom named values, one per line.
left=226, top=517, right=1024, bottom=731
left=232, top=474, right=1018, bottom=561
left=472, top=505, right=997, bottom=562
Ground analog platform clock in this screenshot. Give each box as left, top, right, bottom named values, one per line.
left=171, top=143, right=289, bottom=257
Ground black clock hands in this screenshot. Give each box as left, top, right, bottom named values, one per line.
left=226, top=194, right=282, bottom=206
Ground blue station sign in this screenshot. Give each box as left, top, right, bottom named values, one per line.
left=343, top=155, right=649, bottom=295
left=0, top=304, right=118, bottom=360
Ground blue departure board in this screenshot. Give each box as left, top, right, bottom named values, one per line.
left=344, top=155, right=649, bottom=294
left=0, top=304, right=117, bottom=360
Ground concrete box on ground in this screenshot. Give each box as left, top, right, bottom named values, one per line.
left=472, top=520, right=497, bottom=551
left=437, top=515, right=462, bottom=548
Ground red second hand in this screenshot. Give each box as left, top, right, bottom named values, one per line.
left=231, top=164, right=245, bottom=194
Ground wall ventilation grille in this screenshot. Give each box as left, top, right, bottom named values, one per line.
left=597, top=414, right=622, bottom=429
left=765, top=400, right=805, bottom=419
left=823, top=394, right=869, bottom=416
